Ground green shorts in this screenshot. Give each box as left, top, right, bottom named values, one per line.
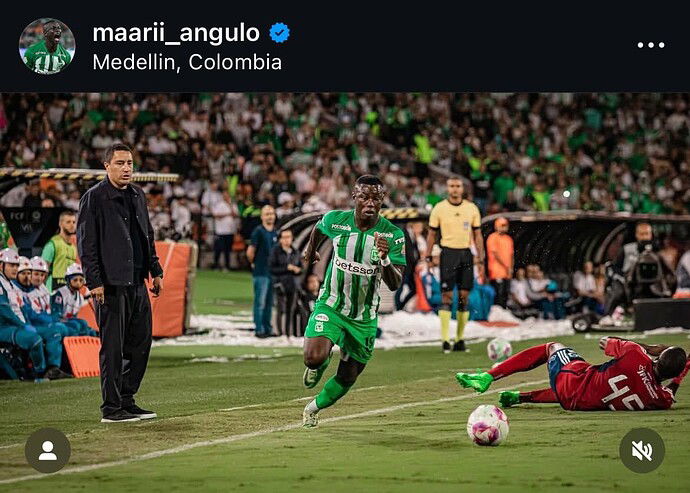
left=304, top=303, right=378, bottom=364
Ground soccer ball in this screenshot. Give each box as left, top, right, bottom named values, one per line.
left=466, top=405, right=509, bottom=446
left=487, top=338, right=512, bottom=363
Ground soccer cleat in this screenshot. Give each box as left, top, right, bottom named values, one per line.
left=302, top=404, right=319, bottom=428
left=303, top=354, right=331, bottom=389
left=452, top=340, right=466, bottom=352
left=455, top=371, right=494, bottom=393
left=499, top=391, right=521, bottom=408
left=442, top=341, right=451, bottom=354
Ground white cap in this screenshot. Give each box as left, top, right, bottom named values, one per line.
left=65, top=263, right=84, bottom=278
left=0, top=248, right=20, bottom=264
left=18, top=256, right=32, bottom=273
left=30, top=256, right=49, bottom=272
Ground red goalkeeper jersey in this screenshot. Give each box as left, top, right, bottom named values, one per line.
left=556, top=339, right=675, bottom=411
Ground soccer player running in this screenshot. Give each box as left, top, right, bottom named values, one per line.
left=456, top=337, right=688, bottom=411
left=23, top=19, right=72, bottom=74
left=424, top=177, right=484, bottom=353
left=301, top=175, right=405, bottom=427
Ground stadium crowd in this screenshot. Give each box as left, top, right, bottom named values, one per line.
left=2, top=93, right=690, bottom=226
left=1, top=93, right=689, bottom=334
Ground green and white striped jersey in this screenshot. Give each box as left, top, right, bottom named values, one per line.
left=23, top=40, right=72, bottom=74
left=316, top=210, right=406, bottom=322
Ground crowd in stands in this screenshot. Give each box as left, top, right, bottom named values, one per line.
left=2, top=93, right=690, bottom=234
left=1, top=93, right=690, bottom=326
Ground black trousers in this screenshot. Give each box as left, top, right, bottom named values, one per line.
left=604, top=280, right=626, bottom=315
left=491, top=279, right=511, bottom=308
left=213, top=234, right=234, bottom=269
left=96, top=283, right=152, bottom=417
left=275, top=287, right=297, bottom=337
left=394, top=270, right=416, bottom=310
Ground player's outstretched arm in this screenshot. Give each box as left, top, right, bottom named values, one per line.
left=381, top=264, right=405, bottom=291
left=599, top=336, right=671, bottom=356
left=303, top=223, right=326, bottom=265
left=666, top=359, right=690, bottom=395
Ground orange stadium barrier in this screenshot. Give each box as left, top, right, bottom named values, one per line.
left=74, top=241, right=192, bottom=337
left=77, top=297, right=99, bottom=332
left=63, top=336, right=101, bottom=378
left=149, top=241, right=192, bottom=337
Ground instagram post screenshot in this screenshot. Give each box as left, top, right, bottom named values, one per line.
left=0, top=3, right=688, bottom=492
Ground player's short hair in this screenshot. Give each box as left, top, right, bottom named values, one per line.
left=42, top=19, right=60, bottom=29
left=104, top=143, right=133, bottom=164
left=59, top=210, right=76, bottom=220
left=355, top=175, right=383, bottom=187
left=656, top=346, right=687, bottom=380
left=279, top=228, right=293, bottom=239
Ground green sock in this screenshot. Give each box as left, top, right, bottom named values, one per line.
left=456, top=311, right=469, bottom=341
left=439, top=310, right=451, bottom=342
left=315, top=376, right=353, bottom=410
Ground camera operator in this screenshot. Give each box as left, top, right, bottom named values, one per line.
left=600, top=222, right=674, bottom=325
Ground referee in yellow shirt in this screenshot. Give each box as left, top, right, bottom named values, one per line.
left=424, top=177, right=484, bottom=353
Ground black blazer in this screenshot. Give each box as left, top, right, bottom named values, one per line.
left=77, top=178, right=163, bottom=289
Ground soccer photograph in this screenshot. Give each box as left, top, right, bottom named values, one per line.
left=0, top=91, right=688, bottom=491
left=0, top=4, right=689, bottom=492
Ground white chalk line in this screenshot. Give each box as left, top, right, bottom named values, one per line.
left=0, top=379, right=548, bottom=485
left=0, top=372, right=481, bottom=449
left=220, top=374, right=474, bottom=411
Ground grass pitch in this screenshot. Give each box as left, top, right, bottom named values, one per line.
left=191, top=269, right=254, bottom=315
left=1, top=333, right=689, bottom=492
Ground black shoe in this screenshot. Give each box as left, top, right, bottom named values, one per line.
left=101, top=409, right=141, bottom=423
left=442, top=341, right=451, bottom=354
left=124, top=404, right=157, bottom=419
left=44, top=366, right=73, bottom=380
left=255, top=332, right=268, bottom=339
left=453, top=340, right=467, bottom=352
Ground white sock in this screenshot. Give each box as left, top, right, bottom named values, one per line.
left=305, top=399, right=319, bottom=413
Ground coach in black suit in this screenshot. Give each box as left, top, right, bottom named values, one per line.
left=77, top=143, right=163, bottom=423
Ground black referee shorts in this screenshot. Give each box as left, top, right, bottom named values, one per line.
left=440, top=247, right=474, bottom=291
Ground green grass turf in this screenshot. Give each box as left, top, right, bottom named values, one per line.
left=1, top=334, right=689, bottom=491
left=191, top=269, right=253, bottom=315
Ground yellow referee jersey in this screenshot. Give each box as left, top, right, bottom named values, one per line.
left=428, top=199, right=481, bottom=249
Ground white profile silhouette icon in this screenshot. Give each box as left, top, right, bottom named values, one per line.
left=38, top=440, right=57, bottom=461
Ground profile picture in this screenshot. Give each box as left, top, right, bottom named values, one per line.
left=19, top=18, right=75, bottom=75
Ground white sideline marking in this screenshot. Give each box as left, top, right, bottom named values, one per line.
left=0, top=372, right=483, bottom=449
left=219, top=404, right=263, bottom=411
left=0, top=379, right=548, bottom=485
left=223, top=380, right=453, bottom=410
left=221, top=385, right=395, bottom=410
